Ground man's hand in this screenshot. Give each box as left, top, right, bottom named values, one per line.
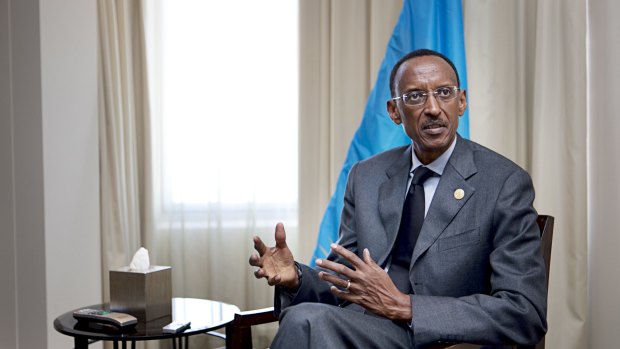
left=317, top=244, right=412, bottom=322
left=249, top=223, right=299, bottom=289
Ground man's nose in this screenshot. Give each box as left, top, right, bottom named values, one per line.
left=423, top=94, right=441, bottom=115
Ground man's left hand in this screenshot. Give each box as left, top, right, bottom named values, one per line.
left=316, top=244, right=412, bottom=322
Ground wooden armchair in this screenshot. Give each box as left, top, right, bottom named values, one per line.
left=225, top=215, right=554, bottom=349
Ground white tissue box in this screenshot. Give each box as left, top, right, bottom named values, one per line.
left=109, top=266, right=172, bottom=322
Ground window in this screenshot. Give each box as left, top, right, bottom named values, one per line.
left=146, top=0, right=298, bottom=229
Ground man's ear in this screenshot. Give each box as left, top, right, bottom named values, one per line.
left=458, top=89, right=467, bottom=116
left=387, top=100, right=402, bottom=124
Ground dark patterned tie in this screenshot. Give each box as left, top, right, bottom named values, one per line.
left=389, top=166, right=435, bottom=292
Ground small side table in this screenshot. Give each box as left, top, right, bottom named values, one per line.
left=54, top=297, right=240, bottom=349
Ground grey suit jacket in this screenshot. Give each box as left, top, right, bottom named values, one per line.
left=278, top=136, right=547, bottom=347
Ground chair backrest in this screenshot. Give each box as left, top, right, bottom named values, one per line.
left=536, top=215, right=554, bottom=293
left=525, top=214, right=554, bottom=349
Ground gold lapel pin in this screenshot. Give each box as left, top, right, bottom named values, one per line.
left=454, top=189, right=465, bottom=200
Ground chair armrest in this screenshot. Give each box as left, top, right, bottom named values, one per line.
left=233, top=307, right=278, bottom=327
left=225, top=307, right=278, bottom=349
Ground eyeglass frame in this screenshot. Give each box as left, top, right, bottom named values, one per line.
left=391, top=86, right=462, bottom=107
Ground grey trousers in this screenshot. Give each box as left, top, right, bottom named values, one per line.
left=271, top=303, right=412, bottom=349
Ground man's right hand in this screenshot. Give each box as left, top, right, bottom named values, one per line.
left=249, top=222, right=299, bottom=289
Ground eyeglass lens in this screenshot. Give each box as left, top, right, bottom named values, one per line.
left=403, top=87, right=458, bottom=106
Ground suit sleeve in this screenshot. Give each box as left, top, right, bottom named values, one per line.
left=274, top=164, right=361, bottom=313
left=411, top=169, right=548, bottom=346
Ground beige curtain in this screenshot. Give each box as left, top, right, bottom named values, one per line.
left=464, top=1, right=587, bottom=348
left=298, top=0, right=403, bottom=262
left=98, top=1, right=156, bottom=348
left=98, top=0, right=151, bottom=302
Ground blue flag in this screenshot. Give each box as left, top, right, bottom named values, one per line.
left=310, top=0, right=469, bottom=265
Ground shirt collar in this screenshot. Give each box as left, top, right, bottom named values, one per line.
left=410, top=136, right=457, bottom=176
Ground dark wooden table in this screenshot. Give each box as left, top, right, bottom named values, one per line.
left=54, top=297, right=240, bottom=349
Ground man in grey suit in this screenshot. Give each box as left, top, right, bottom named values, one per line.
left=249, top=49, right=547, bottom=348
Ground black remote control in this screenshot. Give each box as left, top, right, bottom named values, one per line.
left=73, top=308, right=138, bottom=328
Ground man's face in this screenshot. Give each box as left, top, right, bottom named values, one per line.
left=387, top=55, right=467, bottom=164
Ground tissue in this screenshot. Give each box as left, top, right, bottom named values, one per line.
left=129, top=247, right=150, bottom=271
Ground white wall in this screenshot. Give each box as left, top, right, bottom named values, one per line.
left=0, top=0, right=24, bottom=347
left=1, top=1, right=48, bottom=348
left=588, top=0, right=620, bottom=347
left=40, top=0, right=101, bottom=348
left=0, top=0, right=101, bottom=348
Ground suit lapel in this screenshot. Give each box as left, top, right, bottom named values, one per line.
left=411, top=137, right=478, bottom=267
left=377, top=146, right=412, bottom=267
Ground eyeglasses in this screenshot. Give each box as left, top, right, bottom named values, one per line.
left=392, top=86, right=461, bottom=107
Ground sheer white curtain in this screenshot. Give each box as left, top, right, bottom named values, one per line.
left=143, top=1, right=298, bottom=347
